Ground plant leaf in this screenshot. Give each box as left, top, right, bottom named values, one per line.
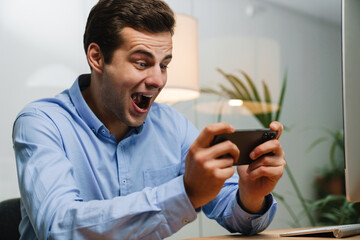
left=263, top=80, right=273, bottom=125
left=275, top=69, right=288, bottom=121
left=306, top=137, right=328, bottom=153
left=217, top=68, right=252, bottom=100
left=329, top=141, right=338, bottom=170
left=218, top=84, right=238, bottom=99
left=239, top=70, right=262, bottom=102
left=201, top=88, right=222, bottom=96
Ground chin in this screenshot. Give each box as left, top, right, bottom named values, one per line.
left=127, top=116, right=147, bottom=128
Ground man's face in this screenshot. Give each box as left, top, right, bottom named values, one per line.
left=100, top=27, right=172, bottom=127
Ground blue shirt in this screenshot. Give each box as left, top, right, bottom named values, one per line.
left=13, top=74, right=277, bottom=240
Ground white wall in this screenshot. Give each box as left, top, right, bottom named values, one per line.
left=0, top=0, right=94, bottom=201
left=0, top=0, right=342, bottom=239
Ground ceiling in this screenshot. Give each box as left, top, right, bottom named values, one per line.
left=264, top=0, right=341, bottom=26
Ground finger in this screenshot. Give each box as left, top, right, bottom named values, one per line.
left=248, top=165, right=284, bottom=181
left=206, top=157, right=235, bottom=170
left=250, top=139, right=282, bottom=160
left=190, top=143, right=238, bottom=167
left=214, top=165, right=236, bottom=180
left=247, top=154, right=284, bottom=173
left=270, top=121, right=283, bottom=139
left=209, top=140, right=240, bottom=163
left=195, top=122, right=235, bottom=147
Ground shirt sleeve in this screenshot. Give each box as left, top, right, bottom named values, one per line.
left=13, top=111, right=198, bottom=240
left=202, top=175, right=277, bottom=235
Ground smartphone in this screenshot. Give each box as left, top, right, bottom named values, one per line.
left=211, top=129, right=278, bottom=165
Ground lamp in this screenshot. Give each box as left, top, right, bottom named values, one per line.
left=156, top=14, right=200, bottom=104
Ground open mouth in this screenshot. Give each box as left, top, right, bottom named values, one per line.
left=131, top=93, right=153, bottom=110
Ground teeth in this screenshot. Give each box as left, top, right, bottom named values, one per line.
left=142, top=94, right=153, bottom=98
left=132, top=93, right=153, bottom=110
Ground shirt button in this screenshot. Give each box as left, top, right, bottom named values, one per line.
left=182, top=218, right=190, bottom=224
left=122, top=179, right=127, bottom=184
left=102, top=129, right=106, bottom=134
left=91, top=128, right=96, bottom=133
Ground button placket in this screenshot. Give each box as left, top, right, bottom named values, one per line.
left=117, top=139, right=131, bottom=196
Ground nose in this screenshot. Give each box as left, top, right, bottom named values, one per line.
left=145, top=66, right=166, bottom=89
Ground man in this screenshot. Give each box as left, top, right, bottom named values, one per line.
left=12, top=0, right=286, bottom=239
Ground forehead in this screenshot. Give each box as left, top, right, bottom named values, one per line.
left=120, top=27, right=172, bottom=54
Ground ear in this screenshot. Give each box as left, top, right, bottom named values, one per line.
left=87, top=43, right=104, bottom=74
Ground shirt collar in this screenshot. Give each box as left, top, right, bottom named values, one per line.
left=69, top=74, right=144, bottom=136
left=69, top=74, right=103, bottom=134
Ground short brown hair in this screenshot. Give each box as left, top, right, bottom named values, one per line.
left=83, top=0, right=175, bottom=64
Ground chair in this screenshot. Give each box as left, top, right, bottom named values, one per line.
left=0, top=198, right=21, bottom=240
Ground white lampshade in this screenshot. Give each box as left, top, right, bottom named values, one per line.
left=156, top=14, right=200, bottom=104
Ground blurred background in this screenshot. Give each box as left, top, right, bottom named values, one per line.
left=0, top=0, right=347, bottom=239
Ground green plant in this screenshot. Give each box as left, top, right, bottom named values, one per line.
left=307, top=128, right=344, bottom=175
left=308, top=128, right=345, bottom=199
left=202, top=68, right=317, bottom=227
left=309, top=195, right=360, bottom=226
left=307, top=128, right=360, bottom=226
left=202, top=68, right=287, bottom=127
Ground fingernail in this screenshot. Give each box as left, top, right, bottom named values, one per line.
left=250, top=151, right=255, bottom=159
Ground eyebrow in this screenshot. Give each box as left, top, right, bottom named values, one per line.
left=131, top=49, right=172, bottom=61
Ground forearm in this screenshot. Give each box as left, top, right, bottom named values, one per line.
left=22, top=176, right=197, bottom=240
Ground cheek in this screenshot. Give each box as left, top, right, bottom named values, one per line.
left=100, top=74, right=123, bottom=102
left=102, top=62, right=146, bottom=97
left=162, top=75, right=167, bottom=86
left=103, top=68, right=132, bottom=90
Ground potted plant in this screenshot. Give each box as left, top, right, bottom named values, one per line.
left=308, top=129, right=345, bottom=198
left=307, top=128, right=360, bottom=226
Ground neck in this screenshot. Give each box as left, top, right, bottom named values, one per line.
left=81, top=75, right=130, bottom=142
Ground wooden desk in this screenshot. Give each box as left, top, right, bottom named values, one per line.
left=184, top=228, right=360, bottom=239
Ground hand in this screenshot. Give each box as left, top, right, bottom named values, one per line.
left=184, top=122, right=240, bottom=209
left=237, top=121, right=286, bottom=213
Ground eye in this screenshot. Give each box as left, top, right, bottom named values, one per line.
left=160, top=64, right=168, bottom=70
left=136, top=62, right=147, bottom=68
